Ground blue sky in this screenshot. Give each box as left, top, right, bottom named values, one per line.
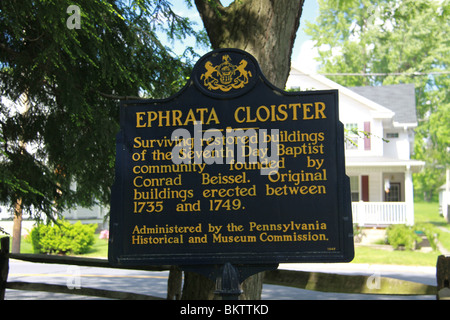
left=169, top=1, right=320, bottom=71
left=292, top=0, right=320, bottom=66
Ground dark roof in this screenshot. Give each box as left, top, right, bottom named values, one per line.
left=349, top=84, right=417, bottom=124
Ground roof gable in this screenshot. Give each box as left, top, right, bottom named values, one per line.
left=349, top=84, right=417, bottom=125
left=287, top=67, right=395, bottom=119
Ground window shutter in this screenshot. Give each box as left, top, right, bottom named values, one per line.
left=364, top=121, right=371, bottom=150
left=361, top=175, right=369, bottom=202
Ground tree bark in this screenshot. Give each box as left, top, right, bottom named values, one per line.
left=194, top=0, right=304, bottom=88
left=178, top=0, right=304, bottom=300
left=181, top=271, right=216, bottom=300
left=11, top=198, right=23, bottom=254
left=11, top=92, right=31, bottom=254
left=166, top=265, right=183, bottom=300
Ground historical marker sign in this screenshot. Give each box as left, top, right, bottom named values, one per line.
left=108, top=49, right=354, bottom=267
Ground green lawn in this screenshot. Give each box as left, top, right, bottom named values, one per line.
left=352, top=246, right=441, bottom=266
left=412, top=201, right=450, bottom=252
left=83, top=237, right=109, bottom=257
left=414, top=201, right=442, bottom=224
left=352, top=201, right=450, bottom=266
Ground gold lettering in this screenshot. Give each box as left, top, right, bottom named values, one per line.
left=277, top=104, right=288, bottom=121
left=315, top=102, right=327, bottom=119
left=135, top=108, right=220, bottom=128
left=233, top=102, right=326, bottom=123
left=234, top=106, right=245, bottom=123
left=289, top=103, right=301, bottom=120
left=136, top=112, right=146, bottom=128
left=302, top=103, right=314, bottom=120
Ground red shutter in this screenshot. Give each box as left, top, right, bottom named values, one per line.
left=361, top=175, right=369, bottom=202
left=364, top=121, right=371, bottom=150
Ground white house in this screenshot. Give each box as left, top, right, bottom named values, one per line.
left=439, top=168, right=450, bottom=223
left=286, top=67, right=424, bottom=226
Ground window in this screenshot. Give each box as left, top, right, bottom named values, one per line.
left=345, top=123, right=358, bottom=150
left=385, top=183, right=401, bottom=202
left=386, top=132, right=399, bottom=139
left=349, top=176, right=359, bottom=201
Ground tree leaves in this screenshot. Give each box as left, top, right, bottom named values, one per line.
left=0, top=0, right=207, bottom=217
left=307, top=0, right=450, bottom=200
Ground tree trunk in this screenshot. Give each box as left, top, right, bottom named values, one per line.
left=166, top=266, right=183, bottom=300
left=178, top=0, right=304, bottom=300
left=181, top=271, right=216, bottom=300
left=11, top=92, right=31, bottom=254
left=11, top=198, right=23, bottom=254
left=194, top=0, right=304, bottom=88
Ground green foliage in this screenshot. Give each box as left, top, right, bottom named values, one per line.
left=30, top=220, right=97, bottom=255
left=386, top=222, right=440, bottom=252
left=413, top=102, right=450, bottom=201
left=307, top=0, right=450, bottom=200
left=0, top=0, right=209, bottom=218
left=386, top=224, right=421, bottom=250
left=415, top=223, right=439, bottom=251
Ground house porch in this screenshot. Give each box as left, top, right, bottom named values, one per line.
left=346, top=157, right=424, bottom=226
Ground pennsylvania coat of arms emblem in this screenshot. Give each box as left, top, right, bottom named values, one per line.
left=200, top=54, right=252, bottom=92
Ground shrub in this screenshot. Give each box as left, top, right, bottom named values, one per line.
left=386, top=224, right=421, bottom=250
left=30, top=220, right=97, bottom=255
left=415, top=223, right=439, bottom=251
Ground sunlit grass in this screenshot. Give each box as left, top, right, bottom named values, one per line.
left=352, top=201, right=450, bottom=266
left=352, top=246, right=440, bottom=266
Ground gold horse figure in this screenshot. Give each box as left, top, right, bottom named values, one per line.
left=233, top=59, right=252, bottom=88
left=201, top=61, right=217, bottom=81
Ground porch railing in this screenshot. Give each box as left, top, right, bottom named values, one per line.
left=352, top=202, right=413, bottom=226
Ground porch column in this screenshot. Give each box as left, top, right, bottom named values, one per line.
left=405, top=165, right=414, bottom=226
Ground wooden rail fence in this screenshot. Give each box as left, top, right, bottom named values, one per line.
left=1, top=237, right=449, bottom=300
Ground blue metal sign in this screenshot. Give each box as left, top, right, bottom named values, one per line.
left=108, top=49, right=354, bottom=266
